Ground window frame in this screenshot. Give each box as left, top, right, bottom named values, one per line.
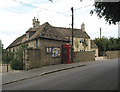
left=79, top=39, right=83, bottom=43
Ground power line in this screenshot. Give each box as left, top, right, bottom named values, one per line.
left=12, top=0, right=37, bottom=8
left=12, top=0, right=70, bottom=17
left=12, top=0, right=93, bottom=17
left=12, top=0, right=94, bottom=24
left=74, top=4, right=93, bottom=11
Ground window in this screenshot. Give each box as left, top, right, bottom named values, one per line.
left=26, top=32, right=29, bottom=40
left=46, top=47, right=52, bottom=54
left=80, top=39, right=83, bottom=43
left=46, top=47, right=49, bottom=54
left=49, top=48, right=52, bottom=53
left=13, top=48, right=15, bottom=52
left=70, top=38, right=72, bottom=42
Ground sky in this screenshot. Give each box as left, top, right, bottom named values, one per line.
left=0, top=0, right=118, bottom=49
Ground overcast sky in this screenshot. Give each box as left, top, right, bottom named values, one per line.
left=0, top=0, right=118, bottom=48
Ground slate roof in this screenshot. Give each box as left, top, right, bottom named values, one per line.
left=26, top=27, right=39, bottom=33
left=7, top=22, right=90, bottom=48
left=54, top=27, right=90, bottom=38
left=91, top=40, right=98, bottom=49
left=30, top=22, right=70, bottom=41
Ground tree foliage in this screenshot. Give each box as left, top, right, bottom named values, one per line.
left=94, top=37, right=120, bottom=56
left=10, top=59, right=23, bottom=70
left=0, top=40, right=13, bottom=63
left=90, top=2, right=120, bottom=24
left=10, top=44, right=27, bottom=70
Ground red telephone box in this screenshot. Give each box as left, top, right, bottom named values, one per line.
left=62, top=44, right=72, bottom=63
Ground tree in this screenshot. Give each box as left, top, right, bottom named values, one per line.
left=0, top=40, right=2, bottom=62
left=90, top=2, right=120, bottom=24
left=94, top=37, right=120, bottom=56
left=0, top=40, right=14, bottom=64
left=10, top=44, right=27, bottom=70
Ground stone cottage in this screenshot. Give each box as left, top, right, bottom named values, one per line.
left=7, top=17, right=97, bottom=69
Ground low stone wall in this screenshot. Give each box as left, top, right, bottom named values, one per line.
left=23, top=49, right=95, bottom=70
left=74, top=51, right=95, bottom=62
left=106, top=51, right=120, bottom=59
left=23, top=48, right=62, bottom=70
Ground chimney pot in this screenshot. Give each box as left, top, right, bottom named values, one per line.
left=32, top=17, right=40, bottom=28
left=81, top=23, right=85, bottom=32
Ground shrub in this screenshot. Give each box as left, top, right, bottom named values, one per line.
left=2, top=61, right=8, bottom=64
left=10, top=59, right=23, bottom=70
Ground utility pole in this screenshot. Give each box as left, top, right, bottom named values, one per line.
left=71, top=7, right=74, bottom=63
left=100, top=27, right=101, bottom=39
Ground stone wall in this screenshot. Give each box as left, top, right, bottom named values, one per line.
left=24, top=48, right=62, bottom=70
left=74, top=51, right=95, bottom=62
left=23, top=39, right=67, bottom=70
left=91, top=48, right=98, bottom=57
left=23, top=50, right=95, bottom=70
left=23, top=38, right=95, bottom=70
left=106, top=51, right=120, bottom=59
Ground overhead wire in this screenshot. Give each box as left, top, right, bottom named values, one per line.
left=12, top=0, right=93, bottom=17
left=12, top=0, right=70, bottom=17
left=74, top=4, right=93, bottom=11
left=11, top=0, right=94, bottom=36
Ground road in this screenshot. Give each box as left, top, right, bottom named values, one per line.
left=3, top=59, right=118, bottom=90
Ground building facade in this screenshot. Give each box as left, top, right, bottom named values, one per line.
left=6, top=17, right=98, bottom=69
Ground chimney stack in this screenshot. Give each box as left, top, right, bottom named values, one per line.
left=81, top=23, right=85, bottom=32
left=32, top=17, right=40, bottom=28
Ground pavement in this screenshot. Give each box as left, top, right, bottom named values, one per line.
left=1, top=58, right=109, bottom=86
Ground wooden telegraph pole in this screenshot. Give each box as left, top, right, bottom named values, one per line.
left=100, top=27, right=101, bottom=39
left=71, top=7, right=74, bottom=63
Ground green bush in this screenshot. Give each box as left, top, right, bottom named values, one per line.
left=2, top=61, right=8, bottom=64
left=10, top=59, right=23, bottom=70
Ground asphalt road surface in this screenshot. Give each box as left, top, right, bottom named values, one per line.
left=3, top=59, right=118, bottom=90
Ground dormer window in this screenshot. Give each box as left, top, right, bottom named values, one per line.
left=26, top=31, right=35, bottom=40
left=26, top=32, right=29, bottom=40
